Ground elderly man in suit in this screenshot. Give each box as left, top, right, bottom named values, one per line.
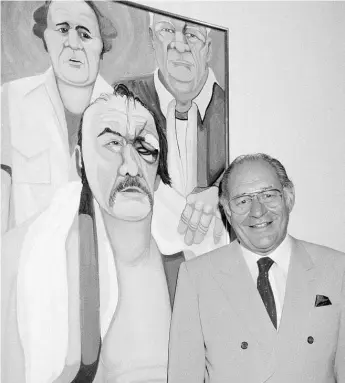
left=3, top=86, right=185, bottom=383
left=1, top=0, right=116, bottom=233
left=121, top=12, right=228, bottom=256
left=168, top=153, right=345, bottom=383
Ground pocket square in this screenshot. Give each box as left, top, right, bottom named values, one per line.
left=315, top=294, right=332, bottom=307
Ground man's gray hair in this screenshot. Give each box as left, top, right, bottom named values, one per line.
left=148, top=12, right=211, bottom=36
left=219, top=153, right=294, bottom=209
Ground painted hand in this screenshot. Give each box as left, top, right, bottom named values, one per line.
left=178, top=186, right=224, bottom=246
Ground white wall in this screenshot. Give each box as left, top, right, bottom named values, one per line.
left=142, top=1, right=345, bottom=252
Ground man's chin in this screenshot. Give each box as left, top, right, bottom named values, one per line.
left=109, top=196, right=152, bottom=221
left=246, top=235, right=280, bottom=255
left=168, top=74, right=194, bottom=94
left=58, top=67, right=91, bottom=86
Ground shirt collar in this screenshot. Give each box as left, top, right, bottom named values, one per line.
left=240, top=234, right=293, bottom=275
left=153, top=67, right=218, bottom=119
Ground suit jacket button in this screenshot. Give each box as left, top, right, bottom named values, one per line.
left=307, top=336, right=314, bottom=344
left=241, top=341, right=248, bottom=349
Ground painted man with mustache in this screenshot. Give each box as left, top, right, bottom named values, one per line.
left=1, top=0, right=116, bottom=233
left=3, top=85, right=185, bottom=383
left=121, top=13, right=229, bottom=257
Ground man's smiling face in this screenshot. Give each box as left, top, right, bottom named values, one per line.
left=81, top=94, right=161, bottom=221
left=225, top=160, right=295, bottom=255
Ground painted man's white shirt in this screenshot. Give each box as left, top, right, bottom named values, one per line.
left=153, top=68, right=218, bottom=196
left=241, top=234, right=293, bottom=328
left=4, top=67, right=112, bottom=228
left=151, top=68, right=228, bottom=257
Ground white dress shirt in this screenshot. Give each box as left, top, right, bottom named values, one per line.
left=153, top=68, right=218, bottom=197
left=241, top=234, right=293, bottom=328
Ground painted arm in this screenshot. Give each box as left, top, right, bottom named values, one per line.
left=168, top=263, right=205, bottom=383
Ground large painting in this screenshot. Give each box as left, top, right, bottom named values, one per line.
left=1, top=1, right=229, bottom=382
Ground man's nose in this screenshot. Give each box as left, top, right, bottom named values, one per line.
left=169, top=31, right=190, bottom=53
left=66, top=29, right=82, bottom=49
left=249, top=197, right=267, bottom=217
left=118, top=145, right=141, bottom=178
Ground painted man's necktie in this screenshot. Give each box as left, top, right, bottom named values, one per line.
left=257, top=257, right=277, bottom=329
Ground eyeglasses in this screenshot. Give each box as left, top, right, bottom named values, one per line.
left=229, top=188, right=283, bottom=215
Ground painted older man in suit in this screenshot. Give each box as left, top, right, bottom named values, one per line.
left=121, top=12, right=228, bottom=256
left=168, top=153, right=345, bottom=383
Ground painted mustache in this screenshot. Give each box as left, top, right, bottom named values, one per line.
left=109, top=176, right=153, bottom=208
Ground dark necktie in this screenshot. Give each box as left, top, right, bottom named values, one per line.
left=257, top=257, right=277, bottom=329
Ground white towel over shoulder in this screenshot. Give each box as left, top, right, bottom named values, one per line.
left=17, top=181, right=83, bottom=383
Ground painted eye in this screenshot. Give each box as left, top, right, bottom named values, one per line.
left=162, top=28, right=174, bottom=33
left=105, top=139, right=122, bottom=152
left=134, top=140, right=159, bottom=164
left=185, top=29, right=206, bottom=43
left=58, top=27, right=69, bottom=34
left=79, top=31, right=92, bottom=40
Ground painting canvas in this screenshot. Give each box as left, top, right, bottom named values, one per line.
left=1, top=1, right=229, bottom=382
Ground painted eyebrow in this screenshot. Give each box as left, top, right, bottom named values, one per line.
left=56, top=22, right=69, bottom=28
left=184, top=24, right=200, bottom=31
left=137, top=121, right=148, bottom=136
left=97, top=127, right=123, bottom=138
left=156, top=21, right=175, bottom=29
left=76, top=25, right=91, bottom=34
left=135, top=122, right=159, bottom=143
left=134, top=135, right=158, bottom=148
left=56, top=22, right=91, bottom=34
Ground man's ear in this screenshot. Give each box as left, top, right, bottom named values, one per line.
left=224, top=205, right=232, bottom=223
left=75, top=145, right=83, bottom=179
left=149, top=26, right=154, bottom=40
left=154, top=174, right=161, bottom=191
left=149, top=27, right=156, bottom=52
left=206, top=38, right=212, bottom=63
left=219, top=197, right=232, bottom=222
left=283, top=185, right=295, bottom=213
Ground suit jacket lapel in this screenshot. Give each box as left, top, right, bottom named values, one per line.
left=278, top=237, right=316, bottom=342
left=211, top=242, right=277, bottom=351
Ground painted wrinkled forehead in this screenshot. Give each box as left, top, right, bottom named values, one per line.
left=83, top=94, right=159, bottom=148
left=150, top=12, right=210, bottom=37
left=47, top=0, right=99, bottom=31
left=229, top=160, right=282, bottom=197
